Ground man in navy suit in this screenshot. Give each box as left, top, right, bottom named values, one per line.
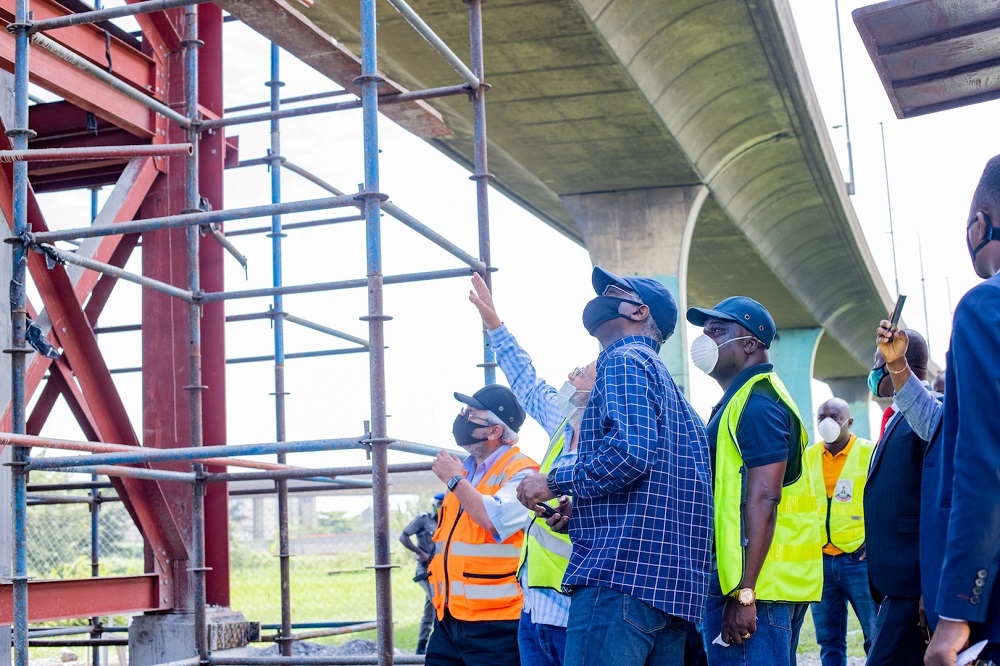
left=866, top=329, right=935, bottom=665
left=924, top=155, right=1000, bottom=666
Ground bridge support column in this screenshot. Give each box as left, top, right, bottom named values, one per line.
left=769, top=328, right=823, bottom=434
left=825, top=376, right=872, bottom=440
left=562, top=186, right=708, bottom=396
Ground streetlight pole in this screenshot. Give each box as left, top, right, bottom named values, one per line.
left=879, top=121, right=901, bottom=297
left=918, top=232, right=931, bottom=353
left=835, top=0, right=855, bottom=195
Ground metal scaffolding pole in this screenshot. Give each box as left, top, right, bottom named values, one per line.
left=9, top=0, right=33, bottom=660
left=267, top=42, right=294, bottom=659
left=6, top=0, right=501, bottom=661
left=467, top=0, right=495, bottom=386
left=358, top=2, right=394, bottom=663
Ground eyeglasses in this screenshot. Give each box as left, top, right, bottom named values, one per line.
left=569, top=366, right=589, bottom=380
left=458, top=408, right=489, bottom=426
left=603, top=284, right=643, bottom=304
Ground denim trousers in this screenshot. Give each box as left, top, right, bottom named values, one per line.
left=701, top=573, right=807, bottom=666
left=518, top=610, right=566, bottom=666
left=563, top=585, right=687, bottom=666
left=810, top=552, right=878, bottom=666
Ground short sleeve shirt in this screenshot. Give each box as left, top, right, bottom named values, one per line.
left=706, top=363, right=801, bottom=485
left=403, top=512, right=437, bottom=575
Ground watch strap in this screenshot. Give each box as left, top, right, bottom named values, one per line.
left=447, top=475, right=464, bottom=491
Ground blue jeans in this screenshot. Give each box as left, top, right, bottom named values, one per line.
left=701, top=573, right=806, bottom=666
left=564, top=585, right=687, bottom=666
left=810, top=552, right=878, bottom=666
left=518, top=610, right=566, bottom=666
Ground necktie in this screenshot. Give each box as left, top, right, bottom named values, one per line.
left=878, top=406, right=896, bottom=439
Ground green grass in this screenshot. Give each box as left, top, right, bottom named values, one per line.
left=229, top=551, right=427, bottom=653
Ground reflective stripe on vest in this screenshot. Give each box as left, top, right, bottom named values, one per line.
left=806, top=437, right=875, bottom=554
left=517, top=423, right=573, bottom=593
left=715, top=372, right=823, bottom=603
left=427, top=445, right=538, bottom=621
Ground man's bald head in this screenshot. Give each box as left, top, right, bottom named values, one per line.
left=818, top=397, right=851, bottom=422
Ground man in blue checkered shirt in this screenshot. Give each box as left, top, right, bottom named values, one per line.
left=518, top=267, right=715, bottom=665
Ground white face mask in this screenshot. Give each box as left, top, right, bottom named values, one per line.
left=817, top=417, right=843, bottom=444
left=556, top=381, right=590, bottom=421
left=689, top=334, right=753, bottom=375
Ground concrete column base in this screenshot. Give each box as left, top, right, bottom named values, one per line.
left=769, top=328, right=823, bottom=430
left=129, top=609, right=259, bottom=666
left=825, top=376, right=872, bottom=440
left=562, top=186, right=708, bottom=396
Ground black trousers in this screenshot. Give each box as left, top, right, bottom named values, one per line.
left=866, top=595, right=926, bottom=665
left=424, top=609, right=521, bottom=666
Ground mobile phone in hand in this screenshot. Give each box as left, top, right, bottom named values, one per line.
left=888, top=294, right=906, bottom=331
left=535, top=503, right=557, bottom=518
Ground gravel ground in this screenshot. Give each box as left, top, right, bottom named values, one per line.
left=797, top=654, right=866, bottom=666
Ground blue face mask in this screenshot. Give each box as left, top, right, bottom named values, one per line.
left=868, top=365, right=888, bottom=398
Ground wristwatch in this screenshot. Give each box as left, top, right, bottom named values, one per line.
left=447, top=475, right=464, bottom=491
left=729, top=588, right=756, bottom=606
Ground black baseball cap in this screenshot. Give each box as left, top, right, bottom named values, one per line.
left=454, top=384, right=526, bottom=432
left=686, top=296, right=776, bottom=348
left=592, top=267, right=678, bottom=339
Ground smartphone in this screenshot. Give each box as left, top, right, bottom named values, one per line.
left=535, top=503, right=557, bottom=518
left=888, top=294, right=906, bottom=331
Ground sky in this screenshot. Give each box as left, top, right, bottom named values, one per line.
left=28, top=1, right=1000, bottom=474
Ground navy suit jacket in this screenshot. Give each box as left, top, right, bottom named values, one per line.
left=866, top=410, right=930, bottom=598
left=922, top=272, right=1000, bottom=640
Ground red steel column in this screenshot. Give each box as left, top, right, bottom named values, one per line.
left=197, top=3, right=229, bottom=607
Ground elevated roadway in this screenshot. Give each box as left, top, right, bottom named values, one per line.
left=230, top=0, right=902, bottom=423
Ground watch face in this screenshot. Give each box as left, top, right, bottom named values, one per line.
left=737, top=588, right=755, bottom=605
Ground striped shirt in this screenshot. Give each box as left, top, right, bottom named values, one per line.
left=489, top=324, right=575, bottom=627
left=549, top=335, right=715, bottom=622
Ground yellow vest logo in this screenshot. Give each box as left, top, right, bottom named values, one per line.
left=833, top=479, right=854, bottom=502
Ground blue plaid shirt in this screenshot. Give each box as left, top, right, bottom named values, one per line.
left=490, top=324, right=576, bottom=627
left=549, top=335, right=714, bottom=621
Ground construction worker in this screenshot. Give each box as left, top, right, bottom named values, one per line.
left=805, top=398, right=877, bottom=666
left=686, top=296, right=823, bottom=666
left=426, top=384, right=538, bottom=666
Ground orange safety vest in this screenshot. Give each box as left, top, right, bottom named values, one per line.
left=427, top=446, right=537, bottom=621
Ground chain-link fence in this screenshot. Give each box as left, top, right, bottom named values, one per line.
left=25, top=476, right=435, bottom=654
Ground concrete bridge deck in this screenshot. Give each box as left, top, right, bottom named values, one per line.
left=228, top=0, right=898, bottom=399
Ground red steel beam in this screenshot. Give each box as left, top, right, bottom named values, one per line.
left=0, top=575, right=162, bottom=624
left=0, top=0, right=154, bottom=88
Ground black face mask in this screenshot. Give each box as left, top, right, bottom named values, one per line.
left=968, top=212, right=1000, bottom=264
left=452, top=415, right=486, bottom=448
left=582, top=296, right=633, bottom=336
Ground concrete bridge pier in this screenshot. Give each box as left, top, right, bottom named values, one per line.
left=769, top=327, right=823, bottom=441
left=825, top=376, right=873, bottom=441
left=562, top=186, right=708, bottom=397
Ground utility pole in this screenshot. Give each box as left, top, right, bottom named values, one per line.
left=835, top=0, right=855, bottom=194
left=879, top=121, right=900, bottom=297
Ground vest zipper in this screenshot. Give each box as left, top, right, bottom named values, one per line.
left=442, top=506, right=463, bottom=608
left=825, top=496, right=833, bottom=547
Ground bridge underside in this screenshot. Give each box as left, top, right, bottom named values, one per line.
left=243, top=0, right=896, bottom=381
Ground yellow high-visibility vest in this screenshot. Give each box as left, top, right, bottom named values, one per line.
left=517, top=421, right=572, bottom=593
left=715, top=372, right=823, bottom=602
left=805, top=436, right=875, bottom=554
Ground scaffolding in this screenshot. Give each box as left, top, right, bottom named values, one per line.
left=3, top=0, right=497, bottom=664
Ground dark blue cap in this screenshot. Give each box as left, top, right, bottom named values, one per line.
left=454, top=384, right=526, bottom=432
left=686, top=296, right=776, bottom=348
left=591, top=267, right=678, bottom=339
left=433, top=493, right=445, bottom=502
